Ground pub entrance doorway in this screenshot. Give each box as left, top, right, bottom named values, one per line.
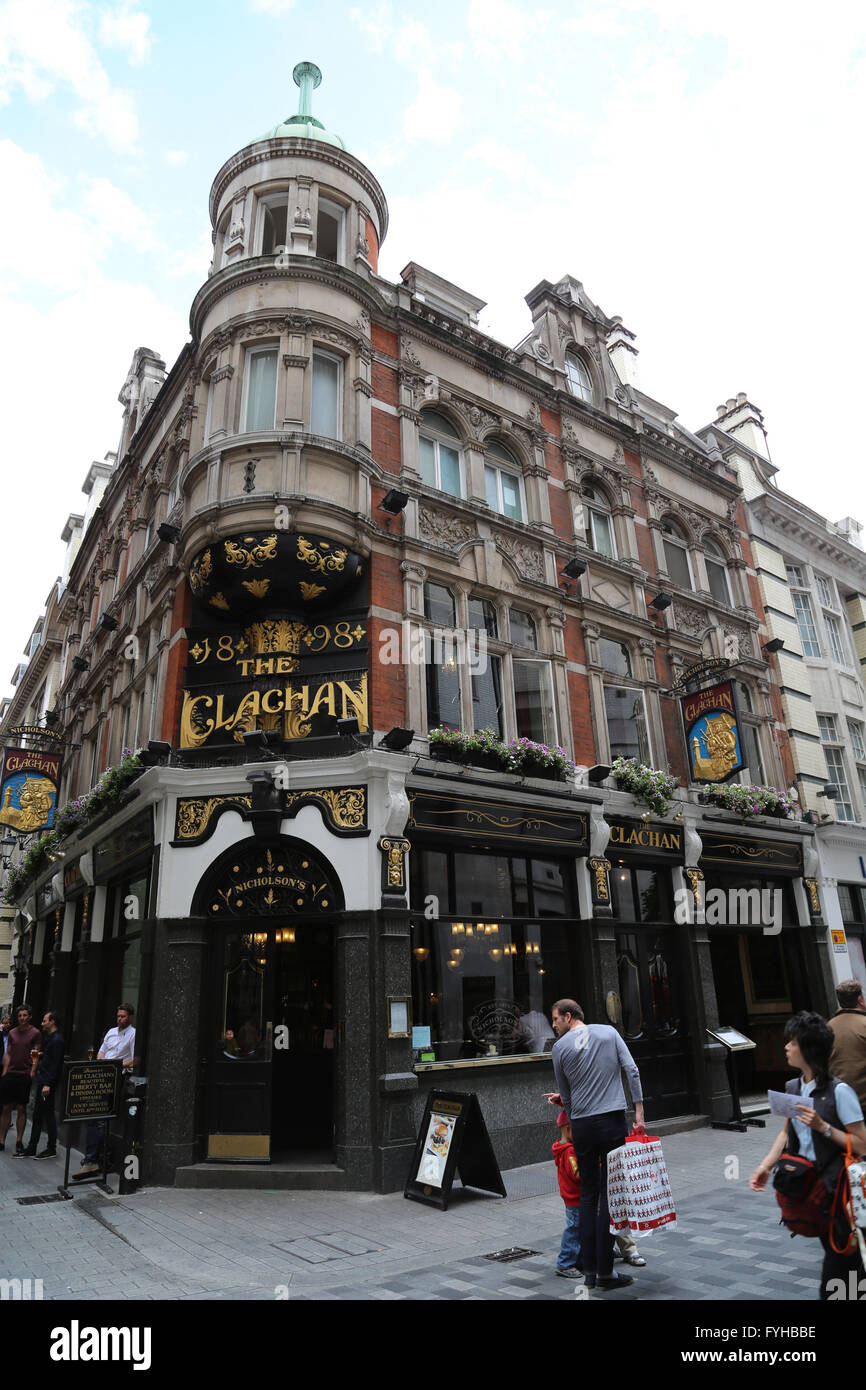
left=192, top=836, right=344, bottom=1164
left=209, top=920, right=335, bottom=1161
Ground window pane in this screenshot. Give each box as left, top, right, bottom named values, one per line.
left=792, top=591, right=820, bottom=657
left=426, top=661, right=461, bottom=729
left=849, top=722, right=866, bottom=761
left=501, top=471, right=522, bottom=520
left=421, top=410, right=459, bottom=439
left=706, top=558, right=730, bottom=605
left=311, top=354, right=340, bottom=437
left=484, top=465, right=498, bottom=510
left=566, top=354, right=592, bottom=401
left=424, top=583, right=455, bottom=626
left=472, top=655, right=503, bottom=737
left=599, top=638, right=631, bottom=677
left=663, top=539, right=691, bottom=589
left=514, top=660, right=555, bottom=743
left=467, top=598, right=498, bottom=637
left=510, top=609, right=537, bottom=649
left=245, top=351, right=277, bottom=431
left=818, top=714, right=838, bottom=742
left=604, top=685, right=650, bottom=762
left=824, top=747, right=854, bottom=821
left=591, top=510, right=615, bottom=558
left=740, top=722, right=764, bottom=783
left=439, top=444, right=461, bottom=496
left=420, top=435, right=436, bottom=486
left=825, top=614, right=846, bottom=665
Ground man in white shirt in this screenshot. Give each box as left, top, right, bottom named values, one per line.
left=73, top=1004, right=137, bottom=1179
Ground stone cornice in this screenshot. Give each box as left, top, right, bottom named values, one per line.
left=189, top=258, right=390, bottom=345
left=750, top=494, right=866, bottom=582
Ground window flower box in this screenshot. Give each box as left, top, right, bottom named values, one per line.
left=611, top=757, right=679, bottom=816
left=701, top=782, right=795, bottom=820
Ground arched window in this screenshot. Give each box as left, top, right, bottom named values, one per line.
left=565, top=352, right=593, bottom=403
left=484, top=439, right=524, bottom=521
left=419, top=411, right=463, bottom=498
left=704, top=539, right=732, bottom=606
left=662, top=519, right=693, bottom=590
left=579, top=483, right=616, bottom=559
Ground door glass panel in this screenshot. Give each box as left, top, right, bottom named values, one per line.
left=221, top=931, right=267, bottom=1060
left=617, top=933, right=643, bottom=1038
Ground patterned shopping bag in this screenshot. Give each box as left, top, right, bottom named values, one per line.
left=607, top=1127, right=677, bottom=1234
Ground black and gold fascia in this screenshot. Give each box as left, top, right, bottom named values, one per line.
left=803, top=877, right=823, bottom=923
left=407, top=791, right=589, bottom=849
left=172, top=786, right=368, bottom=845
left=188, top=531, right=364, bottom=617
left=698, top=832, right=803, bottom=877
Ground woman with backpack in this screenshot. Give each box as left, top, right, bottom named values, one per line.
left=749, top=1011, right=866, bottom=1300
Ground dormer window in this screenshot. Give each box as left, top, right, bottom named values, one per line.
left=565, top=352, right=593, bottom=403
left=316, top=198, right=344, bottom=263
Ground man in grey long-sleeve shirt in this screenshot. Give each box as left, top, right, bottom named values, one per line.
left=547, top=998, right=645, bottom=1291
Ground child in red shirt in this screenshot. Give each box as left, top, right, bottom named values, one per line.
left=553, top=1110, right=646, bottom=1277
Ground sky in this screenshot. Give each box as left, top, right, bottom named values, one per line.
left=1, top=0, right=865, bottom=698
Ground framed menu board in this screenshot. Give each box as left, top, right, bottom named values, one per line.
left=404, top=1090, right=506, bottom=1211
left=61, top=1060, right=123, bottom=1122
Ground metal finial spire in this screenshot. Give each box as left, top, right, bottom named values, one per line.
left=293, top=61, right=322, bottom=120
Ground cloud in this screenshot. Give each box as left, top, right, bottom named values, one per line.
left=403, top=70, right=462, bottom=144
left=98, top=2, right=152, bottom=66
left=81, top=176, right=160, bottom=252
left=162, top=149, right=189, bottom=166
left=249, top=0, right=295, bottom=13
left=0, top=0, right=140, bottom=148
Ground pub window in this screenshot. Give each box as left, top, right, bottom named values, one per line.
left=509, top=608, right=537, bottom=650
left=737, top=685, right=766, bottom=784
left=513, top=658, right=557, bottom=745
left=409, top=848, right=579, bottom=1062
left=599, top=638, right=631, bottom=678
left=424, top=582, right=461, bottom=730
left=579, top=485, right=616, bottom=558
left=484, top=439, right=525, bottom=521
left=467, top=596, right=498, bottom=638
left=471, top=655, right=504, bottom=738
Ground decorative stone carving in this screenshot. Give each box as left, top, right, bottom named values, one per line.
left=532, top=338, right=552, bottom=363
left=672, top=604, right=710, bottom=639
left=526, top=401, right=543, bottom=428
left=402, top=342, right=422, bottom=368
left=356, top=310, right=371, bottom=337
left=419, top=507, right=476, bottom=549
left=723, top=623, right=753, bottom=657
left=495, top=533, right=545, bottom=584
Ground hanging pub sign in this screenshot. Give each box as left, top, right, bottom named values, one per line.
left=179, top=531, right=370, bottom=749
left=681, top=680, right=744, bottom=784
left=405, top=1091, right=506, bottom=1211
left=8, top=724, right=65, bottom=744
left=0, top=746, right=62, bottom=834
left=671, top=657, right=730, bottom=694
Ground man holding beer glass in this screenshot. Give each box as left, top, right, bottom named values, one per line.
left=0, top=1004, right=42, bottom=1155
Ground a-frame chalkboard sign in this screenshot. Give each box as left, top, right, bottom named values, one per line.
left=404, top=1090, right=507, bottom=1210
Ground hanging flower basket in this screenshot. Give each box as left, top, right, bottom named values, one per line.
left=428, top=729, right=576, bottom=781
left=611, top=757, right=679, bottom=817
left=700, top=782, right=795, bottom=820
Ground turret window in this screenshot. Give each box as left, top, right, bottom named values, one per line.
left=311, top=351, right=342, bottom=439
left=244, top=348, right=278, bottom=432
left=316, top=198, right=344, bottom=263
left=260, top=196, right=288, bottom=257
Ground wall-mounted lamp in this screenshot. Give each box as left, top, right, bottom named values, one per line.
left=561, top=557, right=587, bottom=581
left=586, top=764, right=611, bottom=786
left=72, top=656, right=90, bottom=673
left=378, top=490, right=409, bottom=529
left=647, top=593, right=672, bottom=611
left=761, top=638, right=785, bottom=654
left=379, top=726, right=414, bottom=751
left=818, top=785, right=838, bottom=800
left=99, top=614, right=119, bottom=633
left=139, top=740, right=172, bottom=766
left=157, top=522, right=181, bottom=544
left=242, top=728, right=280, bottom=762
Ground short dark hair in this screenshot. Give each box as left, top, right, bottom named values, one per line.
left=43, top=1011, right=58, bottom=1026
left=16, top=1004, right=32, bottom=1018
left=835, top=979, right=864, bottom=1009
left=118, top=1003, right=135, bottom=1018
left=784, top=1011, right=834, bottom=1087
left=553, top=999, right=584, bottom=1022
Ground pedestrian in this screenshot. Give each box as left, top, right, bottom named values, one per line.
left=21, top=1011, right=65, bottom=1159
left=545, top=998, right=645, bottom=1291
left=749, top=1011, right=866, bottom=1300
left=0, top=1004, right=42, bottom=1154
left=0, top=1015, right=11, bottom=1061
left=552, top=1108, right=646, bottom=1281
left=828, top=979, right=866, bottom=1109
left=72, top=1003, right=137, bottom=1180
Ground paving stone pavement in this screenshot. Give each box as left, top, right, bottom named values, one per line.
left=0, top=1123, right=824, bottom=1302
